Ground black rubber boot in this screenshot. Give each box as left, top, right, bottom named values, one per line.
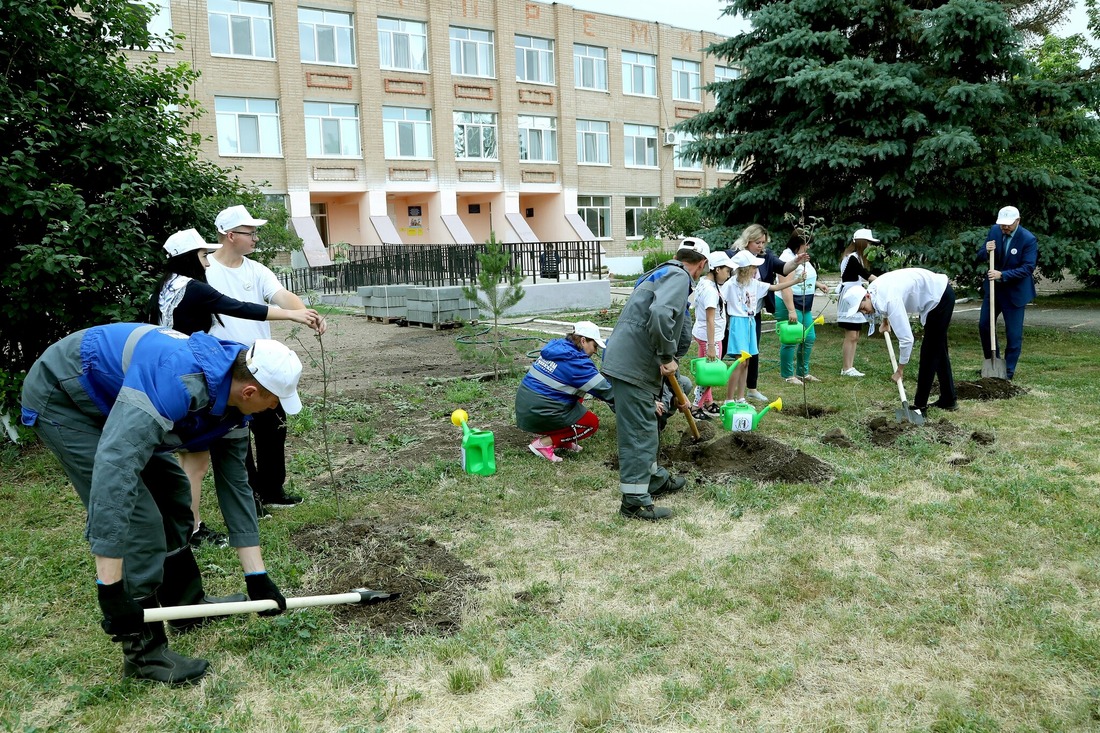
left=122, top=597, right=209, bottom=685
left=159, top=546, right=247, bottom=632
left=619, top=494, right=672, bottom=521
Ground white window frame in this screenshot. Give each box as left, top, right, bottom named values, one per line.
left=577, top=195, right=611, bottom=239
left=674, top=132, right=701, bottom=171
left=299, top=8, right=355, bottom=66
left=454, top=111, right=498, bottom=160
left=214, top=96, right=282, bottom=157
left=378, top=17, right=428, bottom=72
left=208, top=0, right=274, bottom=60
left=515, top=35, right=555, bottom=85
left=714, top=64, right=741, bottom=102
left=131, top=0, right=173, bottom=52
left=625, top=195, right=659, bottom=239
left=382, top=106, right=433, bottom=159
left=574, top=44, right=608, bottom=91
left=304, top=102, right=361, bottom=158
left=672, top=58, right=701, bottom=102
left=450, top=26, right=495, bottom=78
left=622, top=51, right=656, bottom=97
left=624, top=123, right=658, bottom=168
left=576, top=119, right=610, bottom=165
left=518, top=115, right=558, bottom=163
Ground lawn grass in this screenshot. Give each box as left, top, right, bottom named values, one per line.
left=1, top=317, right=1099, bottom=732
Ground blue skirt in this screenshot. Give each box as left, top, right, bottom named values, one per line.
left=728, top=317, right=758, bottom=356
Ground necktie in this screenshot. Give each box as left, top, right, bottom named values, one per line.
left=1002, top=235, right=1011, bottom=260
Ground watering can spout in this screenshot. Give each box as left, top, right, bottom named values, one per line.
left=750, top=397, right=783, bottom=430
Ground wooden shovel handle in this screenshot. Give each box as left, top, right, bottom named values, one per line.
left=883, top=332, right=910, bottom=404
left=665, top=370, right=700, bottom=439
left=988, top=249, right=997, bottom=353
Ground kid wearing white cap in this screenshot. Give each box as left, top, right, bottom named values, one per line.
left=689, top=250, right=734, bottom=417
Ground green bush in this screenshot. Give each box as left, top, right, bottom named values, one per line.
left=642, top=250, right=678, bottom=274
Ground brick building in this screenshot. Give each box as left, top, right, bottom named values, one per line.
left=135, top=0, right=736, bottom=261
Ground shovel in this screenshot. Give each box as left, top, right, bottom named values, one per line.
left=981, top=250, right=1009, bottom=379
left=883, top=332, right=926, bottom=426
left=665, top=371, right=701, bottom=440
left=143, top=588, right=400, bottom=623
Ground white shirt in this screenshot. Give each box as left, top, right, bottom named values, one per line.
left=779, top=250, right=817, bottom=296
left=867, top=268, right=949, bottom=364
left=721, top=278, right=770, bottom=318
left=691, top=277, right=727, bottom=343
left=204, top=256, right=284, bottom=346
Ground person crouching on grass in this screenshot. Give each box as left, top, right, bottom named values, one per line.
left=516, top=321, right=614, bottom=462
left=722, top=249, right=804, bottom=404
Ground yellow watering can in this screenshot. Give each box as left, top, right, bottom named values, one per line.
left=775, top=314, right=826, bottom=345
left=450, top=409, right=496, bottom=476
left=720, top=397, right=782, bottom=432
left=689, top=351, right=751, bottom=387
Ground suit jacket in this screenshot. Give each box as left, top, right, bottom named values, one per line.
left=974, top=224, right=1037, bottom=308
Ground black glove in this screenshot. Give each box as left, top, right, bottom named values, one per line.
left=245, top=572, right=287, bottom=616
left=96, top=580, right=144, bottom=639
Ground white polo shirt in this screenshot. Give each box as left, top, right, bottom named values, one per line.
left=867, top=268, right=949, bottom=364
left=204, top=256, right=284, bottom=346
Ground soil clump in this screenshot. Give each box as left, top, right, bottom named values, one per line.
left=955, top=377, right=1026, bottom=401
left=665, top=431, right=833, bottom=484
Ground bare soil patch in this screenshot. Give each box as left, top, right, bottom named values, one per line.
left=665, top=431, right=834, bottom=484
left=865, top=415, right=974, bottom=447
left=955, top=377, right=1026, bottom=401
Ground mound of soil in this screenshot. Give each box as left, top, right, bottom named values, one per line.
left=821, top=428, right=856, bottom=449
left=665, top=431, right=833, bottom=484
left=971, top=430, right=995, bottom=445
left=294, top=520, right=487, bottom=635
left=956, top=377, right=1025, bottom=401
left=866, top=415, right=965, bottom=447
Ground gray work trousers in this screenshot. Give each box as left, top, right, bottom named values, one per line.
left=30, top=402, right=192, bottom=599
left=607, top=376, right=671, bottom=507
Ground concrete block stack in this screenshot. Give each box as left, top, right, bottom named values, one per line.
left=406, top=286, right=480, bottom=326
left=365, top=284, right=420, bottom=321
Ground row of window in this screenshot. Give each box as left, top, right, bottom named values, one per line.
left=169, top=2, right=741, bottom=99
left=578, top=195, right=666, bottom=240
left=216, top=98, right=738, bottom=171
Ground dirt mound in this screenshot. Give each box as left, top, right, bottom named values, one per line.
left=956, top=378, right=1025, bottom=401
left=666, top=431, right=833, bottom=484
left=866, top=415, right=966, bottom=447
left=821, top=428, right=856, bottom=449
left=294, top=520, right=487, bottom=635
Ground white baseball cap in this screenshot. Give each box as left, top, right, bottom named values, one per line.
left=246, top=340, right=303, bottom=414
left=678, top=237, right=711, bottom=256
left=852, top=228, right=880, bottom=243
left=573, top=321, right=606, bottom=348
left=215, top=205, right=268, bottom=234
left=839, top=285, right=869, bottom=321
left=163, top=229, right=220, bottom=257
left=731, top=249, right=765, bottom=268
left=706, top=251, right=733, bottom=269
left=996, top=206, right=1020, bottom=225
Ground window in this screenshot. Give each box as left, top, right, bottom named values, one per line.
left=577, top=195, right=610, bottom=238
left=208, top=0, right=273, bottom=59
left=454, top=111, right=498, bottom=160
left=131, top=0, right=173, bottom=51
left=673, top=196, right=695, bottom=207
left=576, top=120, right=609, bottom=165
left=518, top=115, right=558, bottom=162
left=382, top=107, right=433, bottom=158
left=214, top=97, right=281, bottom=156
left=299, top=8, right=355, bottom=65
left=515, top=35, right=554, bottom=84
left=450, top=27, right=495, bottom=77
left=674, top=132, right=701, bottom=170
left=624, top=124, right=657, bottom=167
left=672, top=58, right=701, bottom=101
left=574, top=44, right=607, bottom=91
left=714, top=65, right=740, bottom=102
left=622, top=51, right=656, bottom=96
left=304, top=102, right=360, bottom=157
left=378, top=18, right=427, bottom=71
left=625, top=196, right=659, bottom=239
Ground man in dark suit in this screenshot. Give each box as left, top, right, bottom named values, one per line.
left=975, top=205, right=1037, bottom=380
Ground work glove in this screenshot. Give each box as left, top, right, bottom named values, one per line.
left=96, top=580, right=144, bottom=639
left=244, top=571, right=287, bottom=616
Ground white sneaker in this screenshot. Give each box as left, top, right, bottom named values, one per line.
left=840, top=368, right=865, bottom=377
left=746, top=389, right=768, bottom=402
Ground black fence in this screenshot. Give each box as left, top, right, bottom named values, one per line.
left=278, top=240, right=603, bottom=295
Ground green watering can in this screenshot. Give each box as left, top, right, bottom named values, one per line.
left=720, top=397, right=783, bottom=432
left=775, top=314, right=826, bottom=345
left=689, top=351, right=751, bottom=387
left=450, top=409, right=496, bottom=476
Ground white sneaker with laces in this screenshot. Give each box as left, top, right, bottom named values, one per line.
left=746, top=389, right=768, bottom=402
left=840, top=367, right=865, bottom=377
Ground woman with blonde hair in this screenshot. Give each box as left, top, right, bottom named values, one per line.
left=836, top=228, right=879, bottom=377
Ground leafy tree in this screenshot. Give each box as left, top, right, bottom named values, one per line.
left=460, top=232, right=526, bottom=379
left=683, top=0, right=1100, bottom=290
left=0, top=0, right=272, bottom=417
left=194, top=192, right=302, bottom=268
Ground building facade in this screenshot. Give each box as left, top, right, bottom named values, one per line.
left=136, top=0, right=737, bottom=259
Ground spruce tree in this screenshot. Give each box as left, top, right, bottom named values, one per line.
left=683, top=0, right=1100, bottom=283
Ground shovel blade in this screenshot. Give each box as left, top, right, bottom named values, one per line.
left=981, top=358, right=1008, bottom=380
left=896, top=405, right=926, bottom=426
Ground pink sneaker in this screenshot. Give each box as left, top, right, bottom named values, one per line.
left=560, top=441, right=583, bottom=454
left=529, top=440, right=562, bottom=462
